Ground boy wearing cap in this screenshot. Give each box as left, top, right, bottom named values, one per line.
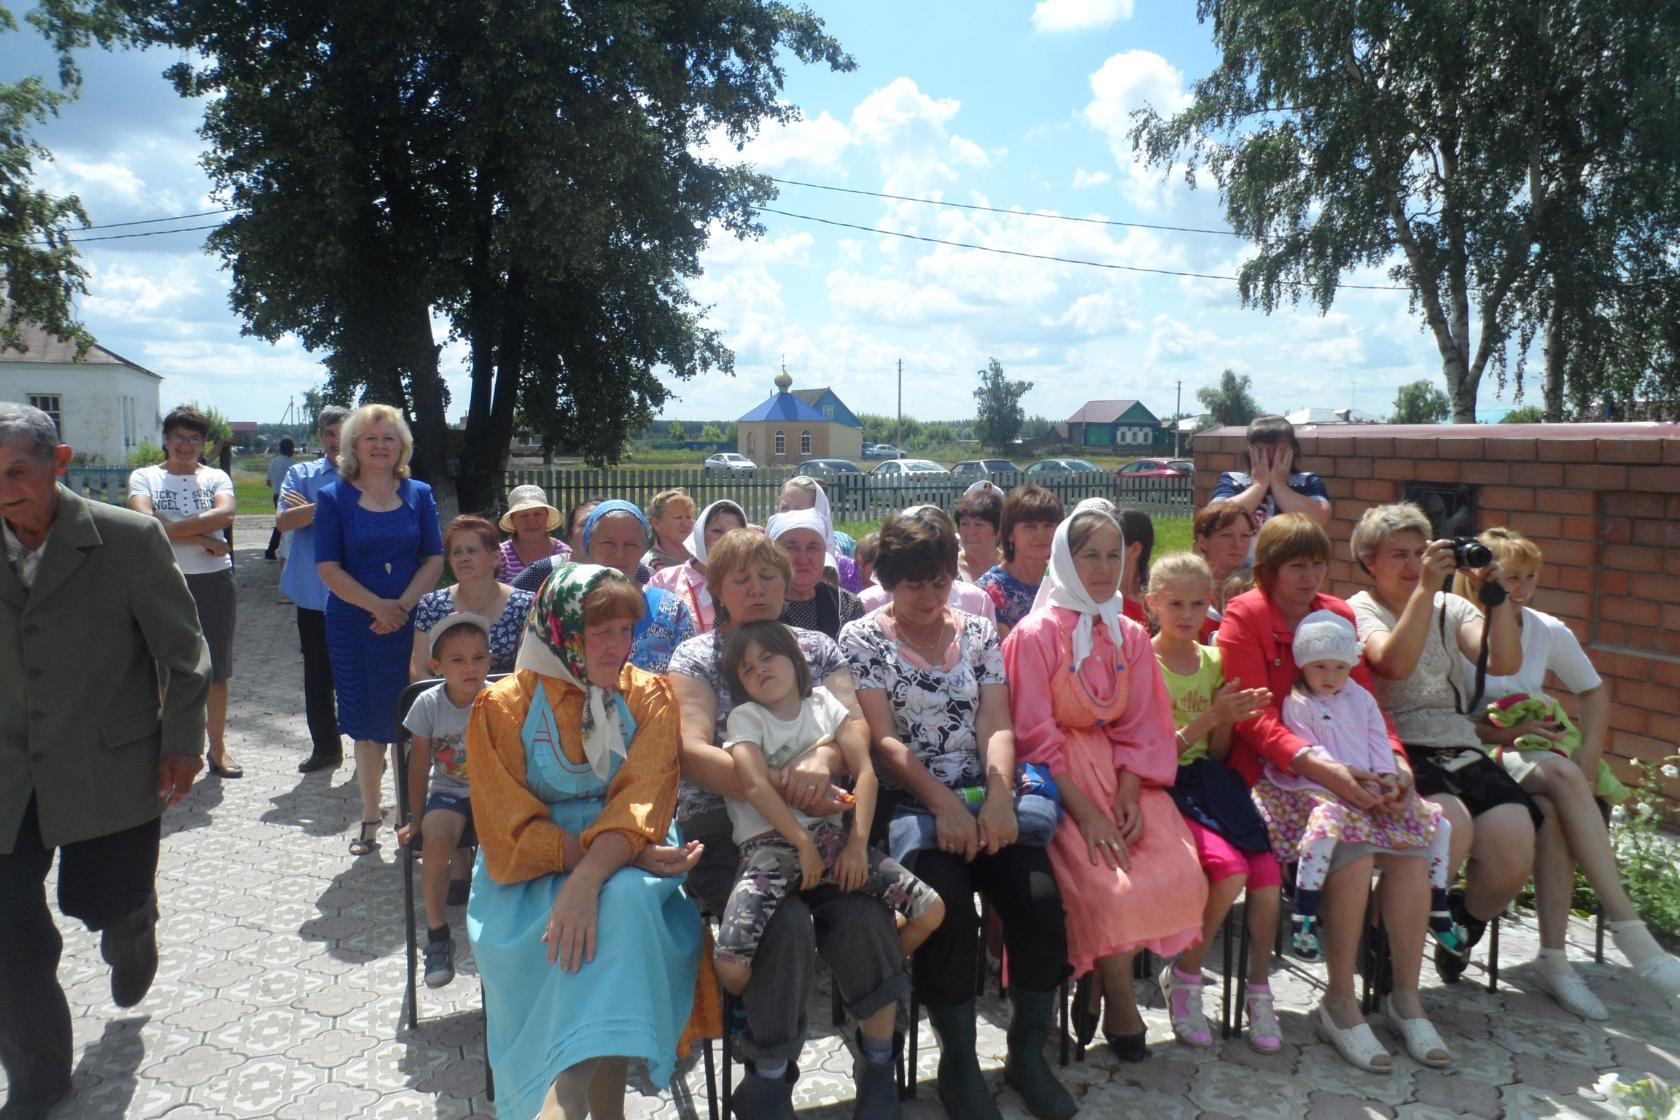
left=397, top=613, right=493, bottom=988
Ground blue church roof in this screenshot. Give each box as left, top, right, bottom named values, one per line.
left=737, top=391, right=831, bottom=424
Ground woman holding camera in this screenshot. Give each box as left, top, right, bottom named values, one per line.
left=1347, top=504, right=1532, bottom=984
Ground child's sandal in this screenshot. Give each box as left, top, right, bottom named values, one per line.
left=350, top=820, right=381, bottom=857
left=1245, top=989, right=1283, bottom=1053
left=1157, top=962, right=1213, bottom=1047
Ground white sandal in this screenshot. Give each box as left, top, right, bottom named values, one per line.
left=1390, top=1012, right=1451, bottom=1068
left=1314, top=1003, right=1392, bottom=1073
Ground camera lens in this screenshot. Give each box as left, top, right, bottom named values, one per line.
left=1452, top=538, right=1493, bottom=568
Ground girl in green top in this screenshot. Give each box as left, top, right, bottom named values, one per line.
left=1147, top=553, right=1283, bottom=1053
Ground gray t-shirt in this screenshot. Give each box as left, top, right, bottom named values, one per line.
left=402, top=682, right=475, bottom=796
left=1349, top=590, right=1484, bottom=750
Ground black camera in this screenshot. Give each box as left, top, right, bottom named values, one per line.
left=1449, top=537, right=1493, bottom=569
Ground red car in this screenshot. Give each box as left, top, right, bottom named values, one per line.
left=1116, top=457, right=1192, bottom=479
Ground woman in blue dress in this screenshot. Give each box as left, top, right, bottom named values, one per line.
left=314, top=404, right=444, bottom=857
left=467, top=564, right=709, bottom=1120
left=577, top=500, right=697, bottom=673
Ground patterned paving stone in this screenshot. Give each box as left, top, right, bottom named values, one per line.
left=1304, top=1089, right=1397, bottom=1120
left=191, top=1055, right=321, bottom=1119
left=1410, top=1069, right=1503, bottom=1119
left=1186, top=1060, right=1312, bottom=1120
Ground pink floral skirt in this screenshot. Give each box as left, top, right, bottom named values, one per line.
left=1251, top=780, right=1440, bottom=863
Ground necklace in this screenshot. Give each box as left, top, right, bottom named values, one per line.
left=894, top=609, right=950, bottom=663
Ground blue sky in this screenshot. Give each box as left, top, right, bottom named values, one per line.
left=17, top=1, right=1525, bottom=429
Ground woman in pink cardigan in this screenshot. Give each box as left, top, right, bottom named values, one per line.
left=1004, top=499, right=1204, bottom=1064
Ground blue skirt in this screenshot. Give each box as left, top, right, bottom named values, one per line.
left=468, top=843, right=702, bottom=1120
left=325, top=596, right=412, bottom=743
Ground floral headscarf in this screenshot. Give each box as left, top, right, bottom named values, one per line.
left=1034, top=497, right=1126, bottom=671
left=515, top=563, right=633, bottom=779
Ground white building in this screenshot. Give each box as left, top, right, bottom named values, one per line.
left=1, top=320, right=163, bottom=465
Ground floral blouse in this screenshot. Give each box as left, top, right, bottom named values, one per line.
left=839, top=609, right=1006, bottom=794
left=631, top=588, right=697, bottom=675
left=976, top=564, right=1041, bottom=630
left=667, top=624, right=846, bottom=822
left=413, top=586, right=536, bottom=673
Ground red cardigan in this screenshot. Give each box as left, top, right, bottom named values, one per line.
left=1217, top=588, right=1406, bottom=786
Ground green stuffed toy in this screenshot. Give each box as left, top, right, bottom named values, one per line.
left=1485, top=692, right=1629, bottom=805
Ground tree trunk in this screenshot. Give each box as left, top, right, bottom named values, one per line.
left=398, top=298, right=458, bottom=522
left=1543, top=292, right=1566, bottom=422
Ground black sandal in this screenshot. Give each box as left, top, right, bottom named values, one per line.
left=206, top=748, right=243, bottom=779
left=350, top=820, right=381, bottom=856
left=1104, top=1028, right=1149, bottom=1063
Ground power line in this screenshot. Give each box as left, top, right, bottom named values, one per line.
left=753, top=205, right=1411, bottom=291
left=769, top=176, right=1245, bottom=238
left=37, top=222, right=229, bottom=246
left=75, top=208, right=240, bottom=231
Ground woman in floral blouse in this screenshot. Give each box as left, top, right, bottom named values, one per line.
left=842, top=510, right=1073, bottom=1120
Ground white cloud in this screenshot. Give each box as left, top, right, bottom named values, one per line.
left=1072, top=169, right=1112, bottom=190
left=1031, top=0, right=1136, bottom=33
left=850, top=78, right=988, bottom=191
left=706, top=110, right=854, bottom=178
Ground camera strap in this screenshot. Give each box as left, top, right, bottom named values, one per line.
left=1442, top=585, right=1491, bottom=717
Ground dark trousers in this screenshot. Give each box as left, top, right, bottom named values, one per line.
left=297, top=607, right=341, bottom=757
left=903, top=843, right=1068, bottom=1007
left=265, top=526, right=282, bottom=555
left=0, top=798, right=161, bottom=1090
left=686, top=807, right=909, bottom=1063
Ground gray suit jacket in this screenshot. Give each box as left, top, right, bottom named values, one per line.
left=0, top=485, right=212, bottom=851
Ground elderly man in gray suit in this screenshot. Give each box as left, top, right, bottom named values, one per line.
left=0, top=403, right=211, bottom=1120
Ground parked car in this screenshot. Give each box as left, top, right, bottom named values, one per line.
left=866, top=458, right=951, bottom=490
left=703, top=452, right=757, bottom=476
left=1168, top=459, right=1194, bottom=474
left=863, top=443, right=905, bottom=460
left=797, top=458, right=862, bottom=482
left=1024, top=458, right=1101, bottom=476
left=1115, top=457, right=1192, bottom=479
left=950, top=458, right=1021, bottom=482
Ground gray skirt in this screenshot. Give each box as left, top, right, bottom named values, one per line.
left=185, top=568, right=236, bottom=683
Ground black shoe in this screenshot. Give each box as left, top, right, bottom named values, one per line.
left=447, top=878, right=470, bottom=907
left=733, top=1061, right=798, bottom=1120
left=0, top=1075, right=72, bottom=1120
left=851, top=1029, right=900, bottom=1120
left=101, top=899, right=160, bottom=1009
left=263, top=552, right=277, bottom=561
left=1104, top=1028, right=1149, bottom=1063
left=1071, top=974, right=1101, bottom=1048
left=206, top=748, right=243, bottom=779
left=298, top=752, right=342, bottom=774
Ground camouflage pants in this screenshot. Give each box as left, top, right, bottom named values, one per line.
left=716, top=821, right=938, bottom=966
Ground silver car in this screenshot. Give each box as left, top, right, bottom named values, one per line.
left=703, top=452, right=757, bottom=476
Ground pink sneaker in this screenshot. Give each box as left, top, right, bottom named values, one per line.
left=1158, top=962, right=1213, bottom=1047
left=1245, top=987, right=1283, bottom=1053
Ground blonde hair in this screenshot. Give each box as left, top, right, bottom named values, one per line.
left=1147, top=551, right=1214, bottom=597
left=337, top=403, right=413, bottom=482
left=647, top=488, right=695, bottom=521
left=1453, top=527, right=1542, bottom=607
left=1349, top=502, right=1431, bottom=573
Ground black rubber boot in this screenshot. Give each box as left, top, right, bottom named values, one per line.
left=732, top=1061, right=798, bottom=1120
left=926, top=999, right=1001, bottom=1120
left=101, top=894, right=160, bottom=1009
left=1003, top=989, right=1078, bottom=1120
left=852, top=1029, right=902, bottom=1120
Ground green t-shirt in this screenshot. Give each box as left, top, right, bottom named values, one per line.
left=1157, top=644, right=1224, bottom=764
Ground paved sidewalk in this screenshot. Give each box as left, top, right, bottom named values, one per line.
left=4, top=517, right=1678, bottom=1119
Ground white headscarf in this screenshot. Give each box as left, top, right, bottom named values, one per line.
left=1035, top=497, right=1126, bottom=671
left=765, top=507, right=838, bottom=572
left=686, top=499, right=748, bottom=567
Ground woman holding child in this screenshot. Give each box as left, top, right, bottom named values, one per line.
left=1218, top=513, right=1445, bottom=1073
left=1005, top=499, right=1206, bottom=1065
left=667, top=529, right=909, bottom=1120
left=467, top=565, right=707, bottom=1120
left=842, top=509, right=1074, bottom=1120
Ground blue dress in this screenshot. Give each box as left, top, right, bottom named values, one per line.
left=468, top=682, right=701, bottom=1120
left=630, top=588, right=696, bottom=675
left=315, top=478, right=443, bottom=742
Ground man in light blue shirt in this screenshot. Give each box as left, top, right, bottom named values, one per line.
left=277, top=406, right=349, bottom=773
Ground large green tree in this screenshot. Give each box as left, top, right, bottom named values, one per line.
left=1133, top=1, right=1680, bottom=424
left=1390, top=379, right=1449, bottom=424
left=114, top=0, right=850, bottom=512
left=0, top=1, right=119, bottom=355
left=972, top=358, right=1033, bottom=452
left=1196, top=368, right=1261, bottom=428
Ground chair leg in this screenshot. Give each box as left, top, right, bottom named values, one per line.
left=902, top=981, right=919, bottom=1100
left=703, top=1035, right=719, bottom=1120
left=1057, top=975, right=1070, bottom=1067
left=831, top=975, right=845, bottom=1027
left=483, top=1005, right=495, bottom=1102
left=1487, top=914, right=1501, bottom=993
left=1219, top=904, right=1235, bottom=1040
left=402, top=842, right=419, bottom=1031
left=1595, top=904, right=1606, bottom=965
left=1234, top=903, right=1252, bottom=1039
left=721, top=994, right=734, bottom=1120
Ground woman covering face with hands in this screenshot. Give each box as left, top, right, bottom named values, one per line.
left=1210, top=415, right=1332, bottom=535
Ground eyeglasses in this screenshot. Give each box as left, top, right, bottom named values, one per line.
left=165, top=432, right=206, bottom=446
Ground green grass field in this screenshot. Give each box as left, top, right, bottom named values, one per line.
left=837, top=514, right=1192, bottom=555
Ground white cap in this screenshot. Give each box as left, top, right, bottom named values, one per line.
left=1292, top=610, right=1360, bottom=667
left=427, top=611, right=492, bottom=657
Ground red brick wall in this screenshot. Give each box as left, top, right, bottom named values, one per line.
left=1193, top=423, right=1680, bottom=790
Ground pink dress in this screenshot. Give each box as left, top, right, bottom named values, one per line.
left=1005, top=607, right=1206, bottom=976
left=649, top=559, right=715, bottom=633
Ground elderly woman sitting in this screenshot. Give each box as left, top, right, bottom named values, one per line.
left=768, top=508, right=865, bottom=639
left=466, top=565, right=709, bottom=1120
left=649, top=500, right=747, bottom=635
left=779, top=475, right=862, bottom=591
left=1347, top=503, right=1535, bottom=985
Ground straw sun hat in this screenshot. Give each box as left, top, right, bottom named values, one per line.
left=499, top=485, right=563, bottom=533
